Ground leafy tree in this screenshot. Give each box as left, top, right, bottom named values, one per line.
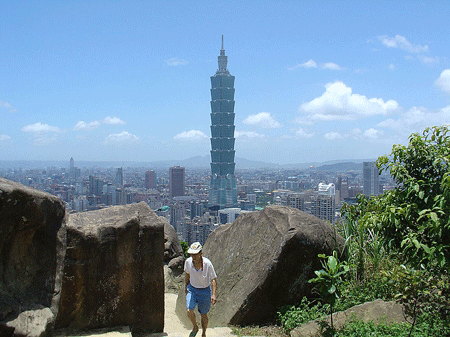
left=373, top=125, right=450, bottom=270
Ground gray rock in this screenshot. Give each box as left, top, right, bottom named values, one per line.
left=163, top=222, right=184, bottom=267
left=176, top=205, right=345, bottom=327
left=0, top=178, right=67, bottom=337
left=55, top=202, right=164, bottom=332
left=290, top=299, right=407, bottom=337
left=163, top=221, right=185, bottom=293
left=6, top=308, right=54, bottom=337
left=164, top=265, right=185, bottom=294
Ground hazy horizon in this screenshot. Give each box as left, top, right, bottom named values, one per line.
left=1, top=1, right=449, bottom=164
left=0, top=155, right=376, bottom=170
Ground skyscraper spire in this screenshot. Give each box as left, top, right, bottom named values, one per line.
left=218, top=35, right=228, bottom=73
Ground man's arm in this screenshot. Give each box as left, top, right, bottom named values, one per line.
left=211, top=277, right=217, bottom=304
left=185, top=272, right=190, bottom=294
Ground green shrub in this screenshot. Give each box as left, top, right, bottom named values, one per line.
left=277, top=297, right=329, bottom=332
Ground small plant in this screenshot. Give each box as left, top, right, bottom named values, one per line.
left=309, top=251, right=350, bottom=332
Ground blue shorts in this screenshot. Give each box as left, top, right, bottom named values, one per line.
left=186, top=284, right=212, bottom=314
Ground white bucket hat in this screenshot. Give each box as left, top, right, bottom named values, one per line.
left=187, top=242, right=202, bottom=254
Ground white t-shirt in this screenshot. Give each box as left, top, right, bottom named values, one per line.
left=185, top=256, right=217, bottom=289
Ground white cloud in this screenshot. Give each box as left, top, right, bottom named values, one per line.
left=103, top=116, right=125, bottom=125
left=73, top=116, right=125, bottom=131
left=297, top=81, right=400, bottom=123
left=0, top=100, right=17, bottom=112
left=418, top=55, right=439, bottom=64
left=21, top=123, right=63, bottom=146
left=288, top=59, right=317, bottom=70
left=173, top=130, right=208, bottom=141
left=21, top=122, right=63, bottom=133
left=363, top=128, right=383, bottom=139
left=378, top=105, right=450, bottom=137
left=103, top=131, right=139, bottom=145
left=379, top=35, right=428, bottom=54
left=235, top=131, right=266, bottom=138
left=73, top=121, right=101, bottom=131
left=435, top=69, right=450, bottom=94
left=323, top=128, right=383, bottom=141
left=389, top=64, right=395, bottom=71
left=322, top=62, right=343, bottom=70
left=378, top=35, right=439, bottom=65
left=165, top=57, right=188, bottom=66
left=293, top=127, right=315, bottom=139
left=324, top=132, right=343, bottom=140
left=288, top=60, right=344, bottom=71
left=242, top=112, right=282, bottom=129
left=0, top=134, right=11, bottom=142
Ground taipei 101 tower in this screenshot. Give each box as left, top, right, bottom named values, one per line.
left=209, top=36, right=238, bottom=209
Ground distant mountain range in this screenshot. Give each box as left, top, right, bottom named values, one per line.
left=0, top=156, right=375, bottom=172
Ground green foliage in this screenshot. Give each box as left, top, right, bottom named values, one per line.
left=277, top=297, right=329, bottom=332
left=384, top=265, right=450, bottom=336
left=180, top=240, right=189, bottom=258
left=309, top=251, right=350, bottom=307
left=340, top=194, right=387, bottom=280
left=336, top=260, right=397, bottom=312
left=275, top=126, right=450, bottom=336
left=334, top=320, right=436, bottom=337
left=374, top=126, right=450, bottom=270
left=309, top=251, right=349, bottom=331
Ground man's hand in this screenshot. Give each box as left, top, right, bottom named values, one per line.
left=211, top=277, right=217, bottom=305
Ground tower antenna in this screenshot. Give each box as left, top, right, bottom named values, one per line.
left=221, top=35, right=224, bottom=50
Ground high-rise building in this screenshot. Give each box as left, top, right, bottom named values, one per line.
left=312, top=194, right=336, bottom=224
left=169, top=166, right=185, bottom=198
left=70, top=157, right=75, bottom=171
left=209, top=36, right=238, bottom=209
left=145, top=170, right=156, bottom=189
left=363, top=162, right=380, bottom=197
left=170, top=203, right=186, bottom=230
left=116, top=168, right=123, bottom=188
left=89, top=176, right=103, bottom=196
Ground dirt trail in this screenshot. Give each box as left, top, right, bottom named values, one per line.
left=147, top=293, right=234, bottom=337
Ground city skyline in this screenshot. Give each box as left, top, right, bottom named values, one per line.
left=1, top=1, right=450, bottom=165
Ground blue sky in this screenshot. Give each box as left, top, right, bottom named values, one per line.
left=1, top=1, right=450, bottom=165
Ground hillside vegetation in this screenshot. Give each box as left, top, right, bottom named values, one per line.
left=236, top=125, right=450, bottom=336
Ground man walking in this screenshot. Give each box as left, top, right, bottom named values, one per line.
left=185, top=242, right=217, bottom=337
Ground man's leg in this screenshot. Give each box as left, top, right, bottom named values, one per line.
left=200, top=314, right=208, bottom=337
left=187, top=310, right=199, bottom=333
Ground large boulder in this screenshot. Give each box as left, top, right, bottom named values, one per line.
left=55, top=202, right=164, bottom=333
left=0, top=178, right=67, bottom=337
left=176, top=205, right=345, bottom=327
left=291, top=299, right=407, bottom=337
left=163, top=222, right=185, bottom=293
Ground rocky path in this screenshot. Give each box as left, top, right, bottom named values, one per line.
left=147, top=293, right=234, bottom=337
left=56, top=293, right=235, bottom=337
